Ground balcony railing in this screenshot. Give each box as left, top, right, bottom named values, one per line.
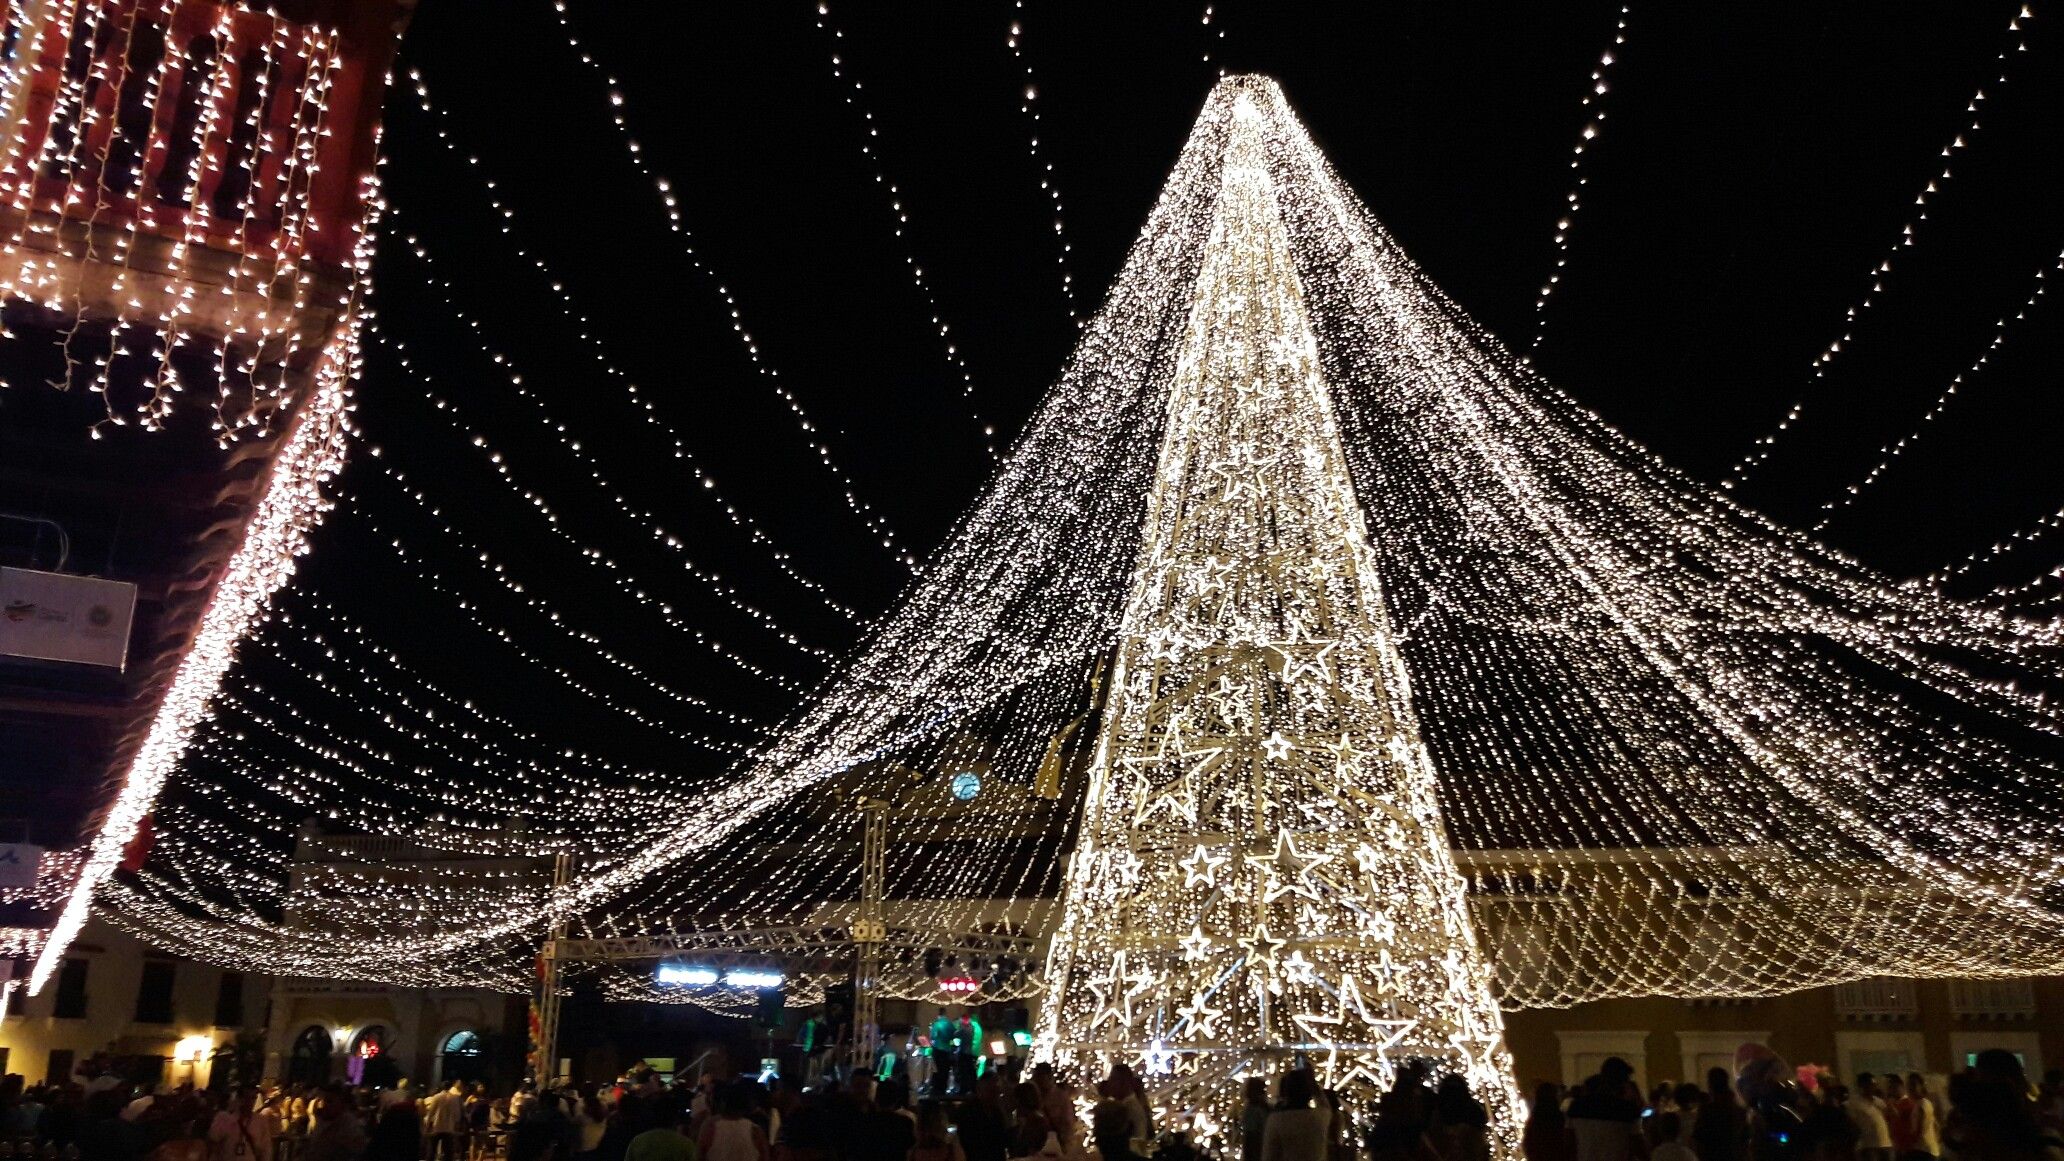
left=1948, top=979, right=2036, bottom=1019
left=1834, top=976, right=1920, bottom=1020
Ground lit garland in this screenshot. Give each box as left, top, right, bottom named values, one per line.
left=809, top=1, right=998, bottom=460
left=1812, top=246, right=2061, bottom=531
left=1725, top=1, right=2038, bottom=488
left=1005, top=0, right=1078, bottom=321
left=537, top=7, right=916, bottom=564
left=32, top=292, right=361, bottom=992
left=1526, top=4, right=1630, bottom=356
left=392, top=75, right=860, bottom=620
left=98, top=72, right=2064, bottom=1084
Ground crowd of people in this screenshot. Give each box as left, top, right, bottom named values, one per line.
left=1517, top=1049, right=2064, bottom=1161
left=3, top=1048, right=2061, bottom=1161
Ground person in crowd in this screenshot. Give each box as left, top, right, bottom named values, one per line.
left=696, top=1084, right=768, bottom=1161
left=624, top=1096, right=697, bottom=1161
left=1568, top=1059, right=1647, bottom=1161
left=1944, top=1051, right=2064, bottom=1161
left=1262, top=1069, right=1331, bottom=1161
left=207, top=1088, right=274, bottom=1161
left=955, top=1074, right=1011, bottom=1161
left=367, top=1094, right=423, bottom=1161
left=1009, top=1082, right=1054, bottom=1159
left=1363, top=1067, right=1436, bottom=1161
left=303, top=1085, right=368, bottom=1161
left=1241, top=1077, right=1274, bottom=1161
left=911, top=1102, right=967, bottom=1161
left=1102, top=1064, right=1152, bottom=1143
left=1690, top=1067, right=1746, bottom=1161
left=1645, top=1116, right=1693, bottom=1161
left=511, top=1090, right=577, bottom=1161
left=422, top=1081, right=468, bottom=1161
left=1899, top=1075, right=1939, bottom=1161
left=574, top=1089, right=609, bottom=1161
left=1088, top=1100, right=1147, bottom=1161
left=1846, top=1076, right=1891, bottom=1161
left=850, top=1081, right=914, bottom=1161
left=1809, top=1079, right=1860, bottom=1161
left=1427, top=1075, right=1490, bottom=1161
left=1523, top=1083, right=1575, bottom=1161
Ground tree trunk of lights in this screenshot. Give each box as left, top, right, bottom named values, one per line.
left=1033, top=81, right=1522, bottom=1152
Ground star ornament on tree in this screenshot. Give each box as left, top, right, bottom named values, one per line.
left=1238, top=921, right=1288, bottom=975
left=1176, top=990, right=1225, bottom=1039
left=1245, top=829, right=1331, bottom=903
left=1180, top=843, right=1229, bottom=888
left=1180, top=925, right=1214, bottom=962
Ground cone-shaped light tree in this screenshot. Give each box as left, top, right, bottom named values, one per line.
left=1033, top=76, right=1522, bottom=1146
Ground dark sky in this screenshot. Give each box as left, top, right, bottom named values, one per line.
left=257, top=1, right=2064, bottom=779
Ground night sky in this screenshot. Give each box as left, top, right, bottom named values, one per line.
left=255, top=2, right=2064, bottom=781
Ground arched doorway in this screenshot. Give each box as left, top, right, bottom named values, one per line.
left=348, top=1025, right=399, bottom=1089
left=287, top=1026, right=332, bottom=1086
left=438, top=1030, right=485, bottom=1087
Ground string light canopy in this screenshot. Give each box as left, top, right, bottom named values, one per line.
left=103, top=78, right=2064, bottom=1119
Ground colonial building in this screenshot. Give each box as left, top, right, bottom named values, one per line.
left=0, top=914, right=267, bottom=1088
left=257, top=824, right=540, bottom=1090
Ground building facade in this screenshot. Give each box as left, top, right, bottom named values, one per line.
left=1504, top=974, right=2063, bottom=1092
left=0, top=915, right=268, bottom=1088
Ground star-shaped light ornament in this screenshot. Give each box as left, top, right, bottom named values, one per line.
left=1180, top=843, right=1229, bottom=888
left=1281, top=949, right=1318, bottom=984
left=1238, top=921, right=1287, bottom=975
left=1245, top=829, right=1331, bottom=902
left=1177, top=990, right=1225, bottom=1039
left=1180, top=926, right=1214, bottom=962
left=1260, top=730, right=1296, bottom=761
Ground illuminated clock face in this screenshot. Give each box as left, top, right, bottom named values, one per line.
left=950, top=771, right=982, bottom=801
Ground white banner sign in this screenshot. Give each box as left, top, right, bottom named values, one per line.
left=0, top=566, right=136, bottom=670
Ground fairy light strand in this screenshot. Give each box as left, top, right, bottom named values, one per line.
left=810, top=1, right=999, bottom=459
left=1526, top=4, right=1631, bottom=356
left=1725, top=2, right=2038, bottom=488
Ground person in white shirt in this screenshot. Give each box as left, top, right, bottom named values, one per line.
left=423, top=1081, right=468, bottom=1161
left=1845, top=1074, right=1893, bottom=1161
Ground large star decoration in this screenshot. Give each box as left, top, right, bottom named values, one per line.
left=1092, top=951, right=1157, bottom=1031
left=1180, top=843, right=1229, bottom=889
left=1238, top=921, right=1287, bottom=975
left=1245, top=829, right=1331, bottom=903
left=1177, top=990, right=1225, bottom=1039
left=1180, top=926, right=1214, bottom=962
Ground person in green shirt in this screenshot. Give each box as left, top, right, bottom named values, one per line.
left=625, top=1099, right=699, bottom=1161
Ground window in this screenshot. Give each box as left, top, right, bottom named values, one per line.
left=213, top=972, right=244, bottom=1028
left=288, top=1026, right=332, bottom=1086
left=52, top=959, right=88, bottom=1019
left=134, top=960, right=176, bottom=1024
left=47, top=1049, right=74, bottom=1086
left=440, top=1030, right=485, bottom=1086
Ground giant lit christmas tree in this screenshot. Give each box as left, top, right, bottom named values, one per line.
left=1032, top=78, right=1520, bottom=1144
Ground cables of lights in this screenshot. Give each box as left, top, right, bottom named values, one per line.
left=1526, top=4, right=1631, bottom=356
left=1201, top=4, right=1226, bottom=69
left=1005, top=2, right=1079, bottom=322
left=366, top=295, right=842, bottom=656
left=393, top=77, right=861, bottom=619
left=1930, top=502, right=2064, bottom=586
left=1724, top=2, right=2038, bottom=489
left=531, top=12, right=916, bottom=563
left=367, top=461, right=811, bottom=695
left=1812, top=245, right=2062, bottom=531
left=809, top=2, right=1000, bottom=460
